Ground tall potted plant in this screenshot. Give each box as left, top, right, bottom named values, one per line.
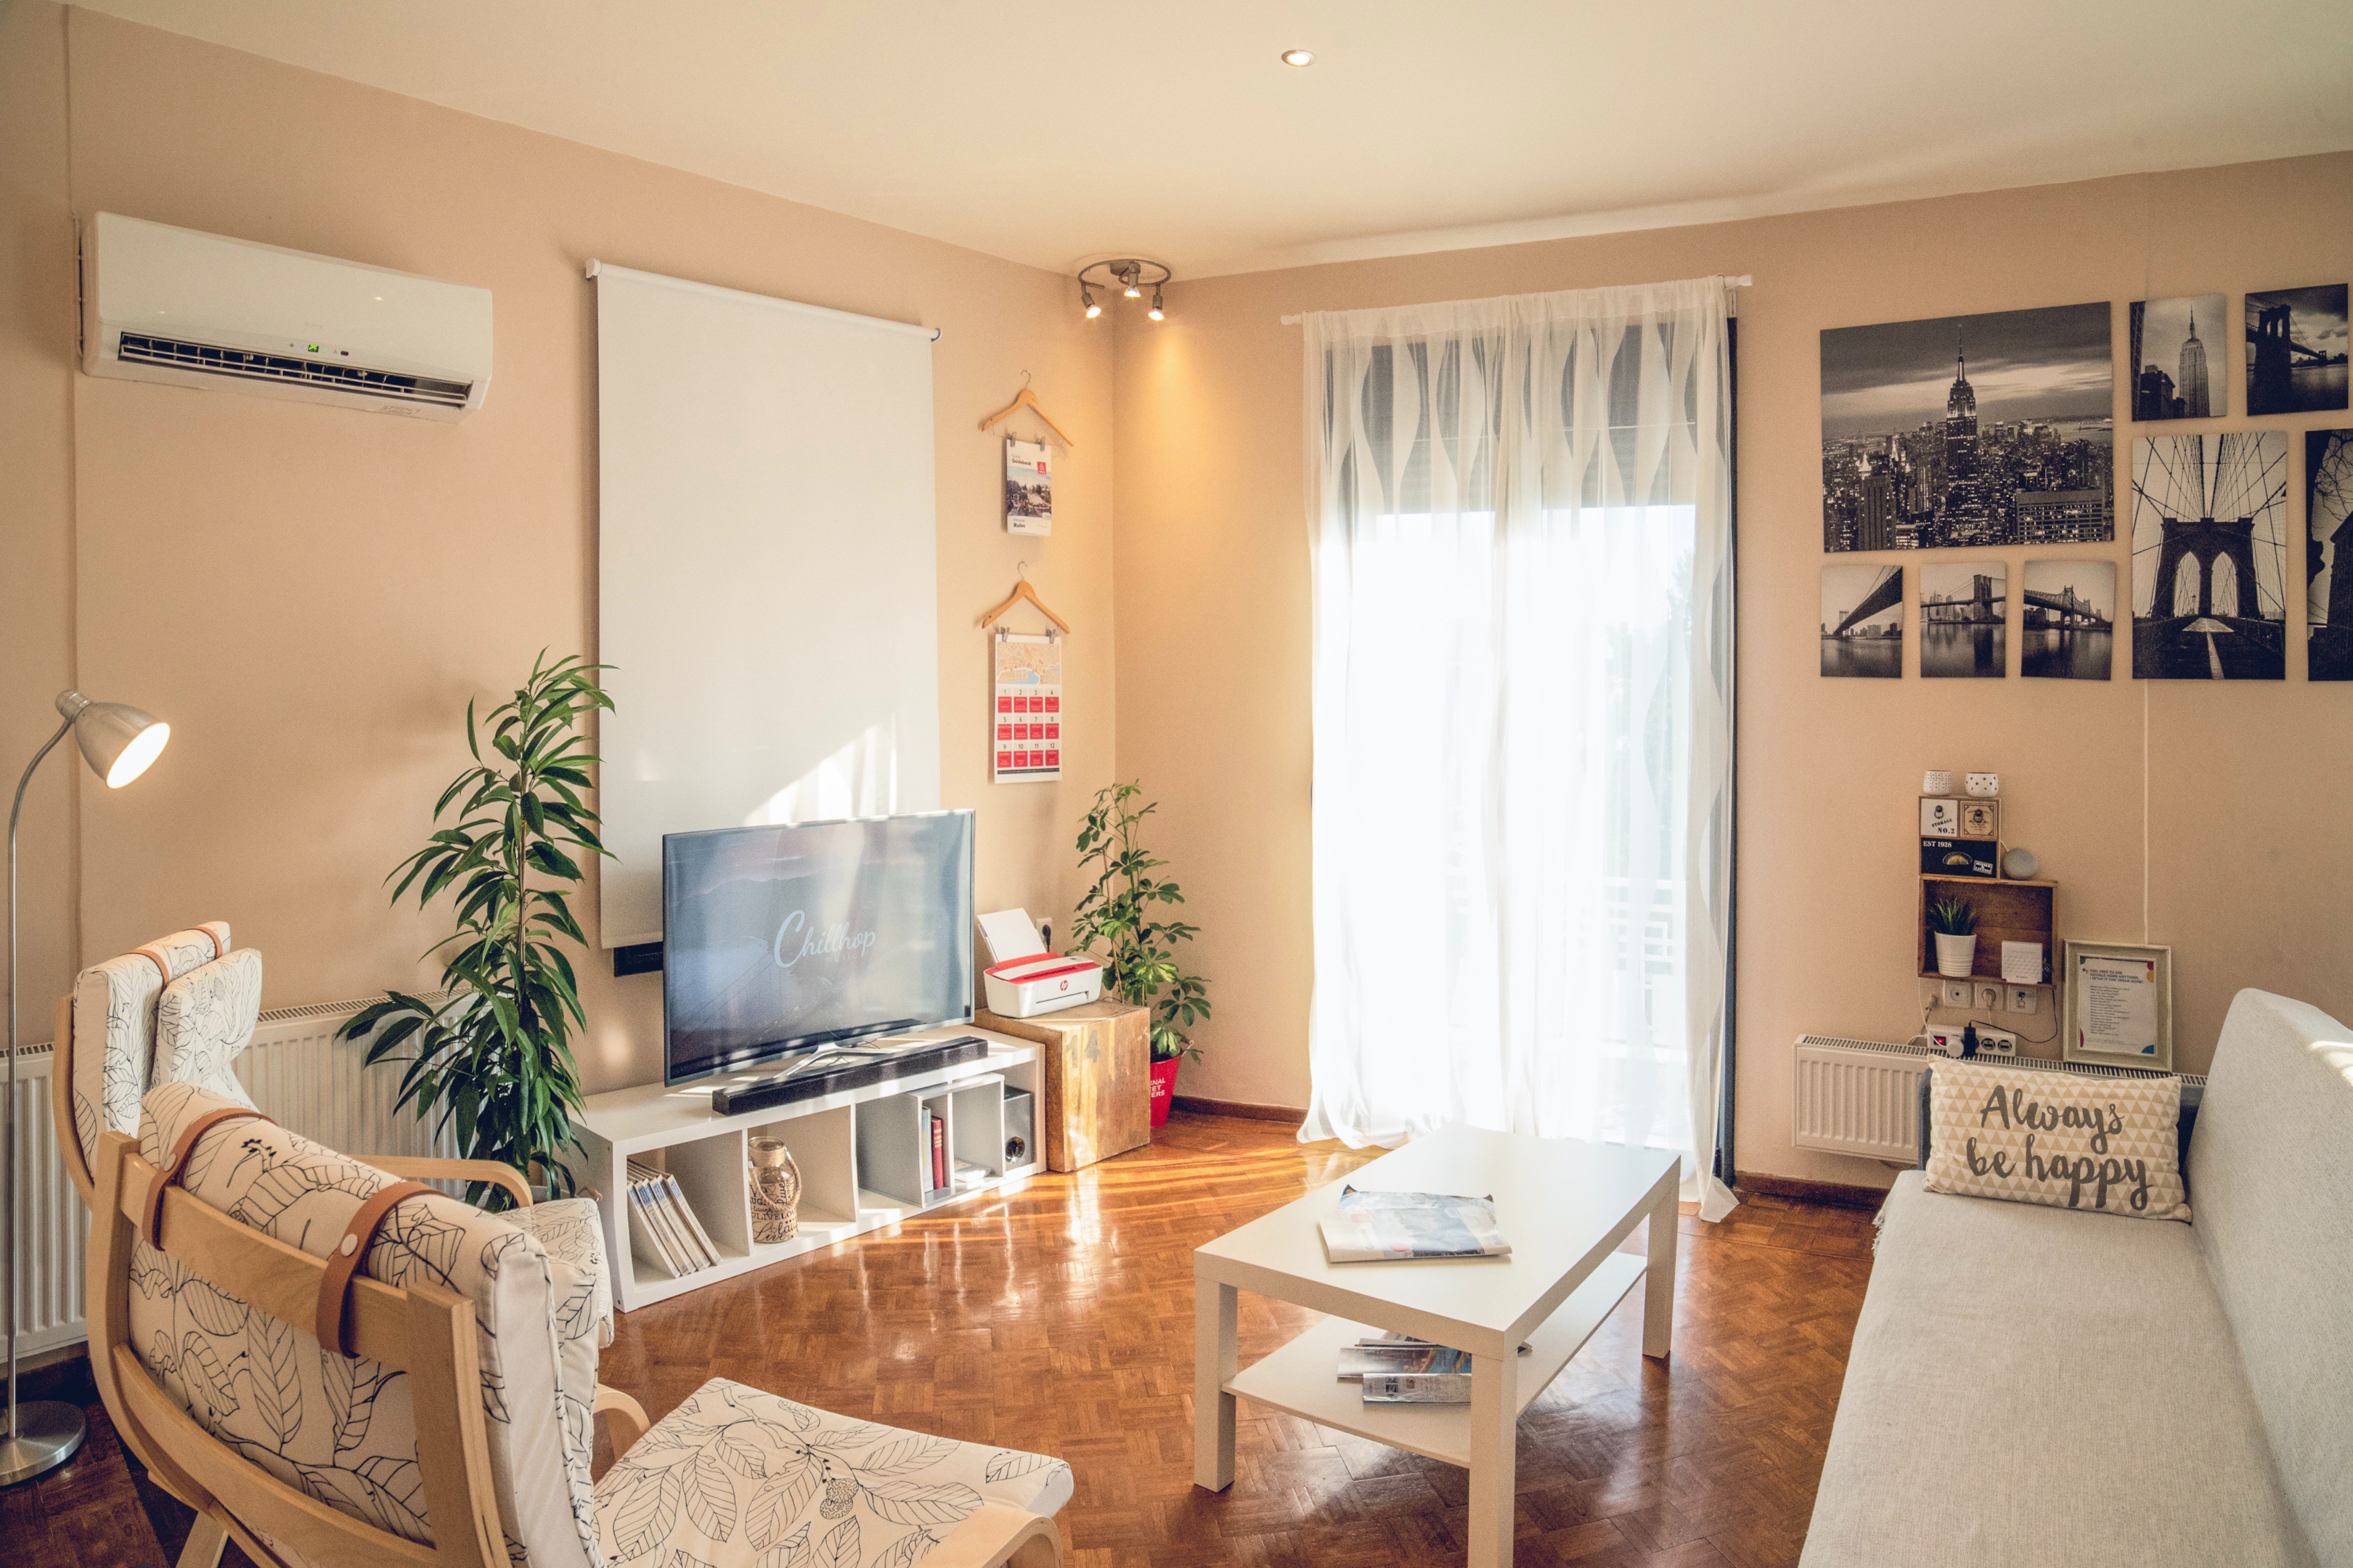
left=340, top=652, right=614, bottom=1208
left=1072, top=780, right=1209, bottom=1130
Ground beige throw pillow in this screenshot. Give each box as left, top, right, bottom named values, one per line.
left=1922, top=1059, right=2189, bottom=1222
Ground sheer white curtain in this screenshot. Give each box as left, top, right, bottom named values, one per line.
left=1300, top=278, right=1739, bottom=1222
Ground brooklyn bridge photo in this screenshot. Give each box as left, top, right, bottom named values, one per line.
left=2023, top=560, right=2116, bottom=680
left=2131, top=432, right=2289, bottom=680
left=1821, top=563, right=1903, bottom=678
left=2244, top=285, right=2349, bottom=418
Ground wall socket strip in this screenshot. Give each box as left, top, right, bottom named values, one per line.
left=1938, top=978, right=2043, bottom=1015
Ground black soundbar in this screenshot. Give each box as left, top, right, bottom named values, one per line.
left=709, top=1036, right=991, bottom=1116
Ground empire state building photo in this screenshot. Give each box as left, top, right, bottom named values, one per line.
left=2131, top=293, right=2227, bottom=422
left=1821, top=301, right=2116, bottom=552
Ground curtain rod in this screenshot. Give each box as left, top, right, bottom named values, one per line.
left=1278, top=275, right=1753, bottom=326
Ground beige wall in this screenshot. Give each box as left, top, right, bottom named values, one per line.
left=5, top=5, right=1117, bottom=1095
left=1113, top=155, right=2353, bottom=1184
left=9, top=4, right=2349, bottom=1188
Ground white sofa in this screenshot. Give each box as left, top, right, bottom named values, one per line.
left=1801, top=989, right=2352, bottom=1567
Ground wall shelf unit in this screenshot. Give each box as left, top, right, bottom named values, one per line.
left=1917, top=873, right=2055, bottom=984
left=572, top=1030, right=1044, bottom=1312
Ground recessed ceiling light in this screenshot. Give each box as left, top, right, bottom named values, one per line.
left=1280, top=48, right=1315, bottom=68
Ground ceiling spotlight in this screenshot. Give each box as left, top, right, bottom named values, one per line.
left=1280, top=48, right=1315, bottom=67
left=1074, top=258, right=1172, bottom=322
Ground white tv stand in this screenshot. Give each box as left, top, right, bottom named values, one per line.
left=573, top=1027, right=1043, bottom=1312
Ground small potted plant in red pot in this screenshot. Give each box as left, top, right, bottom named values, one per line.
left=1072, top=780, right=1210, bottom=1130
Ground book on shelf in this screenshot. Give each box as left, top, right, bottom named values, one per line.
left=625, top=1183, right=684, bottom=1278
left=625, top=1159, right=717, bottom=1275
left=1318, top=1186, right=1512, bottom=1263
left=929, top=1111, right=948, bottom=1191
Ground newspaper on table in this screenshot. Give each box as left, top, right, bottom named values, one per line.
left=1318, top=1185, right=1512, bottom=1263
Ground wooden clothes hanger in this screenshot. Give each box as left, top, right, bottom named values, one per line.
left=980, top=564, right=1071, bottom=634
left=979, top=372, right=1076, bottom=447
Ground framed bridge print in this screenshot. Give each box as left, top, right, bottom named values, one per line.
left=2130, top=433, right=2288, bottom=680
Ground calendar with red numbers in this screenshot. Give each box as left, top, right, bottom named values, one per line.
left=992, top=632, right=1063, bottom=784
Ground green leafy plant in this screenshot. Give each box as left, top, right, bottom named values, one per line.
left=1072, top=780, right=1210, bottom=1063
left=1929, top=897, right=1978, bottom=937
left=339, top=652, right=614, bottom=1209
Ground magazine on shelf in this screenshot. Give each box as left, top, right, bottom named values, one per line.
left=1363, top=1371, right=1473, bottom=1404
left=1339, top=1344, right=1468, bottom=1381
left=1336, top=1331, right=1532, bottom=1382
left=1318, top=1187, right=1512, bottom=1263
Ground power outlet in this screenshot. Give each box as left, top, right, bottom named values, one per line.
left=1940, top=979, right=1972, bottom=1009
left=2005, top=986, right=2039, bottom=1015
left=1973, top=983, right=2001, bottom=1012
left=1975, top=1024, right=2018, bottom=1056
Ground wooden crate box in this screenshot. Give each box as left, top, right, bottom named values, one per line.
left=974, top=1000, right=1150, bottom=1171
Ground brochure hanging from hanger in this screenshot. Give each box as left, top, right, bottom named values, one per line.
left=993, top=632, right=1063, bottom=783
left=1006, top=437, right=1052, bottom=535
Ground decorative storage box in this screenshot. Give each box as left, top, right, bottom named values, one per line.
left=1920, top=837, right=1999, bottom=878
left=974, top=1000, right=1149, bottom=1172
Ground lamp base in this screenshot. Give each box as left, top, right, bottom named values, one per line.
left=0, top=1400, right=87, bottom=1487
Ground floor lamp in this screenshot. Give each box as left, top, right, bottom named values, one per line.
left=2, top=690, right=171, bottom=1488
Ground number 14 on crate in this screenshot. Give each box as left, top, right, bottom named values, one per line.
left=993, top=632, right=1063, bottom=783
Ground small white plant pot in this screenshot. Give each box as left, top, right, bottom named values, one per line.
left=1934, top=932, right=1977, bottom=978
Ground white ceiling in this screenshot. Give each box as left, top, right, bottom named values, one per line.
left=78, top=1, right=2353, bottom=279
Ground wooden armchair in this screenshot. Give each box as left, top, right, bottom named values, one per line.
left=89, top=1075, right=1067, bottom=1568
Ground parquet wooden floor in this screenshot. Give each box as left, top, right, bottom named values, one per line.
left=17, top=1112, right=1877, bottom=1568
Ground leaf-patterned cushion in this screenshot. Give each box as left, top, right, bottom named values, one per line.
left=592, top=1379, right=1072, bottom=1568
left=507, top=1199, right=615, bottom=1349
left=133, top=1082, right=605, bottom=1568
left=152, top=949, right=266, bottom=1103
left=70, top=923, right=231, bottom=1172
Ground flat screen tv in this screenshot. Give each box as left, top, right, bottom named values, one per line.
left=662, top=811, right=974, bottom=1085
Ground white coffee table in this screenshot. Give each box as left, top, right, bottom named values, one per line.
left=1193, top=1124, right=1681, bottom=1568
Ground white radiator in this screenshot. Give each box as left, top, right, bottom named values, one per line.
left=1792, top=1035, right=1928, bottom=1161
left=12, top=995, right=453, bottom=1357
left=1792, top=1033, right=2211, bottom=1164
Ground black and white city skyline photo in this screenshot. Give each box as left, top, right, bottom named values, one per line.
left=2022, top=559, right=2115, bottom=680
left=1822, top=302, right=2113, bottom=553
left=2311, top=429, right=2353, bottom=682
left=1822, top=563, right=1902, bottom=678
left=2244, top=285, right=2349, bottom=417
left=2131, top=432, right=2288, bottom=680
left=1920, top=561, right=2005, bottom=678
left=2129, top=294, right=2225, bottom=420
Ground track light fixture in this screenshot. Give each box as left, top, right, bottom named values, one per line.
left=1075, top=259, right=1172, bottom=323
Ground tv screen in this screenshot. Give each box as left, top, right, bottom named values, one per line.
left=662, top=812, right=974, bottom=1085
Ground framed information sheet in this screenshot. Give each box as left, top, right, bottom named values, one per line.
left=2063, top=941, right=2173, bottom=1072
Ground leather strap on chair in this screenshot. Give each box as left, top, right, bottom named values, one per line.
left=316, top=1181, right=435, bottom=1357
left=143, top=1106, right=275, bottom=1246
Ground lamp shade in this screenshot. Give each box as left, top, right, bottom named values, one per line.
left=54, top=690, right=171, bottom=788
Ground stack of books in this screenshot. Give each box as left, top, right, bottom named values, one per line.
left=1318, top=1186, right=1512, bottom=1263
left=625, top=1159, right=722, bottom=1278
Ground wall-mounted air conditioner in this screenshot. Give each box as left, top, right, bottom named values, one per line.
left=81, top=212, right=492, bottom=420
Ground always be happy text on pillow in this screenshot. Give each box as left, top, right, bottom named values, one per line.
left=1922, top=1058, right=2189, bottom=1221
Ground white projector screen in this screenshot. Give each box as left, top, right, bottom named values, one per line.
left=592, top=262, right=939, bottom=947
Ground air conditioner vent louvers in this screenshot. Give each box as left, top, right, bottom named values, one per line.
left=115, top=333, right=473, bottom=408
